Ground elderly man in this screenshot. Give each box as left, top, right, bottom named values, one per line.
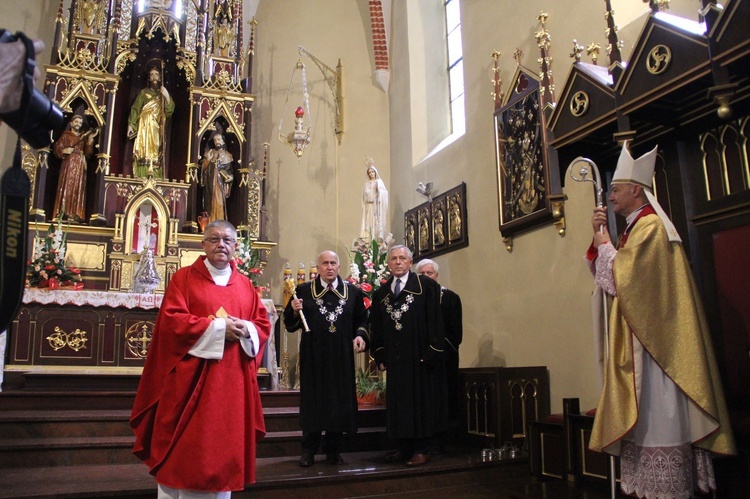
left=130, top=220, right=270, bottom=498
left=416, top=259, right=462, bottom=451
left=586, top=143, right=735, bottom=498
left=369, top=245, right=447, bottom=467
left=283, top=250, right=368, bottom=467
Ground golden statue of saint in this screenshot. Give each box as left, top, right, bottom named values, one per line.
left=80, top=0, right=102, bottom=34
left=127, top=67, right=174, bottom=178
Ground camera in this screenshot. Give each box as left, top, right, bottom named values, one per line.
left=0, top=30, right=63, bottom=148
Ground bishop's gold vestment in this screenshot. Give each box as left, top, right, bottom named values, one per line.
left=590, top=213, right=735, bottom=457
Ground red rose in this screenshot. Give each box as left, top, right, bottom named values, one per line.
left=71, top=268, right=81, bottom=274
left=360, top=282, right=373, bottom=293
left=363, top=296, right=371, bottom=309
left=45, top=265, right=56, bottom=271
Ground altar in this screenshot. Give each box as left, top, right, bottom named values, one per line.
left=2, top=289, right=278, bottom=388
left=1, top=2, right=280, bottom=390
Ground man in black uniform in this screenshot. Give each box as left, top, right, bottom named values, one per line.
left=369, top=245, right=447, bottom=467
left=283, top=250, right=368, bottom=467
left=417, top=258, right=462, bottom=451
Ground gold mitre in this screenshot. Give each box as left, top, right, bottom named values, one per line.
left=611, top=142, right=658, bottom=189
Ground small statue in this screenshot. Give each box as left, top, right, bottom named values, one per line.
left=360, top=156, right=389, bottom=243
left=131, top=245, right=161, bottom=294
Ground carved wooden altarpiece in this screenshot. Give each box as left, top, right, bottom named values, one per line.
left=7, top=1, right=275, bottom=376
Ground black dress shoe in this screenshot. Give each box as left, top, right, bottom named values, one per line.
left=299, top=452, right=314, bottom=467
left=326, top=452, right=344, bottom=465
left=405, top=453, right=431, bottom=467
left=384, top=450, right=409, bottom=463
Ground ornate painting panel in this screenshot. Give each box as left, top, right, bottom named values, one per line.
left=403, top=183, right=468, bottom=260
left=494, top=75, right=554, bottom=237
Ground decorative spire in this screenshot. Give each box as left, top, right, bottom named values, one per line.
left=586, top=41, right=601, bottom=65
left=491, top=50, right=504, bottom=110
left=513, top=48, right=523, bottom=66
left=604, top=0, right=623, bottom=65
left=534, top=11, right=555, bottom=103
left=570, top=39, right=584, bottom=63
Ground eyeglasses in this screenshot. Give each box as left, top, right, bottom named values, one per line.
left=203, top=236, right=236, bottom=245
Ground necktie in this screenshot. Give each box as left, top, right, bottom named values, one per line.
left=327, top=283, right=333, bottom=292
left=394, top=278, right=402, bottom=298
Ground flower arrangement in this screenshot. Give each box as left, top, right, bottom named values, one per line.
left=233, top=234, right=265, bottom=291
left=26, top=221, right=83, bottom=289
left=347, top=237, right=391, bottom=308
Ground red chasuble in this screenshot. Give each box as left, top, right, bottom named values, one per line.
left=130, top=256, right=270, bottom=492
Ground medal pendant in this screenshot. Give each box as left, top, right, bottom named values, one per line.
left=329, top=324, right=337, bottom=332
left=395, top=322, right=403, bottom=331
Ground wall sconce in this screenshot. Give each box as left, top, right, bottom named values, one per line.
left=278, top=60, right=312, bottom=159
left=277, top=46, right=343, bottom=160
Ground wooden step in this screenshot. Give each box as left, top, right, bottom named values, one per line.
left=0, top=398, right=388, bottom=468
left=0, top=389, right=301, bottom=411
left=0, top=410, right=132, bottom=439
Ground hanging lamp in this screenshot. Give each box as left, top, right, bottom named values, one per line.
left=278, top=59, right=312, bottom=159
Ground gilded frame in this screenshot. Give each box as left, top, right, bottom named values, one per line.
left=403, top=182, right=468, bottom=260
left=494, top=71, right=554, bottom=237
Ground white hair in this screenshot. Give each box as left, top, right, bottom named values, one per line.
left=416, top=259, right=438, bottom=273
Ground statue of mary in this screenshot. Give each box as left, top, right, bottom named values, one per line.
left=360, top=157, right=389, bottom=243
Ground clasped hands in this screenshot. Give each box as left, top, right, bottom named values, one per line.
left=224, top=315, right=249, bottom=342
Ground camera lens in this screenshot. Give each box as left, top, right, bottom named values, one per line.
left=0, top=30, right=64, bottom=148
left=22, top=88, right=64, bottom=149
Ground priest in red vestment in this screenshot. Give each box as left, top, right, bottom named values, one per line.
left=130, top=220, right=270, bottom=498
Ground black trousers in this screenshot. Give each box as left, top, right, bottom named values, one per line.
left=302, top=431, right=343, bottom=454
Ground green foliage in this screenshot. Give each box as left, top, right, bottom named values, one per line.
left=356, top=366, right=386, bottom=402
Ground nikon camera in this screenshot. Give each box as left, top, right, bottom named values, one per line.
left=0, top=30, right=63, bottom=148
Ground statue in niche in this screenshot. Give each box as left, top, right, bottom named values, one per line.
left=433, top=207, right=445, bottom=246
left=405, top=219, right=416, bottom=253
left=52, top=113, right=98, bottom=223
left=419, top=214, right=429, bottom=252
left=201, top=127, right=235, bottom=223
left=213, top=2, right=235, bottom=57
left=360, top=157, right=389, bottom=243
left=127, top=66, right=174, bottom=178
left=79, top=0, right=102, bottom=34
left=449, top=196, right=462, bottom=241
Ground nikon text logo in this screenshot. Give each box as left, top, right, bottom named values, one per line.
left=4, top=208, right=22, bottom=258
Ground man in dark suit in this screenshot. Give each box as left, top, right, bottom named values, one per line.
left=283, top=250, right=368, bottom=467
left=369, top=245, right=447, bottom=467
left=417, top=258, right=462, bottom=451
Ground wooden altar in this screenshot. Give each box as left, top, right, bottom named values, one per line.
left=3, top=1, right=278, bottom=383
left=4, top=289, right=278, bottom=377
